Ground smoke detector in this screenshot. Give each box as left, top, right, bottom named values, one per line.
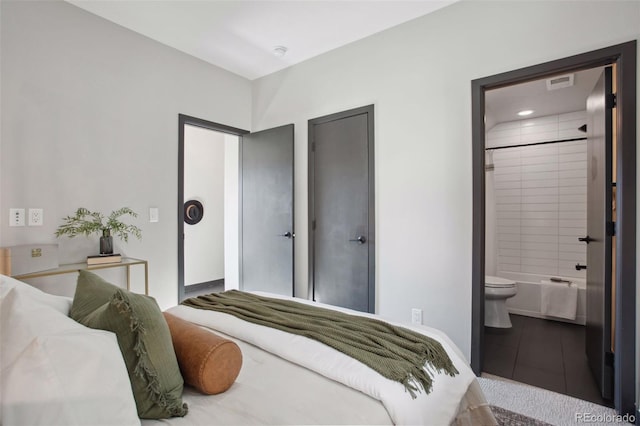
left=546, top=73, right=574, bottom=91
left=273, top=46, right=288, bottom=58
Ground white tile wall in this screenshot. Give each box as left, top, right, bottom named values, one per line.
left=487, top=110, right=587, bottom=149
left=488, top=111, right=587, bottom=279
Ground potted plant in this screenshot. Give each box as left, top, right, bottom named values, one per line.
left=55, top=207, right=142, bottom=255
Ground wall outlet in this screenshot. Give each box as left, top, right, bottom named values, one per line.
left=28, top=208, right=44, bottom=226
left=9, top=208, right=25, bottom=227
left=149, top=207, right=159, bottom=223
left=411, top=308, right=423, bottom=325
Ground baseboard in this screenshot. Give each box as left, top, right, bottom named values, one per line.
left=184, top=278, right=224, bottom=294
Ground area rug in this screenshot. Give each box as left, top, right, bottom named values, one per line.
left=491, top=405, right=551, bottom=426
left=479, top=375, right=617, bottom=425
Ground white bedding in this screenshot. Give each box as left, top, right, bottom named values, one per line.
left=161, top=292, right=475, bottom=425
left=1, top=273, right=482, bottom=426
left=143, top=326, right=392, bottom=425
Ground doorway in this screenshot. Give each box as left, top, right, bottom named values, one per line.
left=178, top=115, right=295, bottom=301
left=482, top=66, right=612, bottom=405
left=471, top=42, right=636, bottom=416
left=308, top=105, right=375, bottom=313
left=178, top=115, right=248, bottom=302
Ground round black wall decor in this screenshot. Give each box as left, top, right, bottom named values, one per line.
left=184, top=200, right=204, bottom=225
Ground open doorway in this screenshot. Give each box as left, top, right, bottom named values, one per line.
left=482, top=66, right=610, bottom=406
left=183, top=125, right=240, bottom=294
left=178, top=115, right=295, bottom=302
left=471, top=41, right=636, bottom=416
left=178, top=115, right=248, bottom=302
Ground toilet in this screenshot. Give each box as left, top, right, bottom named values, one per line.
left=485, top=275, right=517, bottom=328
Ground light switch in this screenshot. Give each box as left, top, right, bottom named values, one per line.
left=149, top=207, right=159, bottom=223
left=9, top=208, right=25, bottom=227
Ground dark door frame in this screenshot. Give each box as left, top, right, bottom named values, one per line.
left=177, top=114, right=248, bottom=302
left=308, top=104, right=376, bottom=312
left=471, top=41, right=636, bottom=416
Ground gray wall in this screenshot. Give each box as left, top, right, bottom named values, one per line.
left=251, top=0, right=640, bottom=362
left=0, top=0, right=251, bottom=308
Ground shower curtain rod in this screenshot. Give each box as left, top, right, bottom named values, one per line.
left=485, top=137, right=587, bottom=151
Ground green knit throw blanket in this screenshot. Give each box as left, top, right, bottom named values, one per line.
left=181, top=290, right=458, bottom=398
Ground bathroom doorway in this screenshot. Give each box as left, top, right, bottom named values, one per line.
left=471, top=41, right=636, bottom=416
left=482, top=67, right=609, bottom=404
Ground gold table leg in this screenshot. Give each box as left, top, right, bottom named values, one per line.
left=126, top=265, right=131, bottom=291
left=144, top=261, right=149, bottom=295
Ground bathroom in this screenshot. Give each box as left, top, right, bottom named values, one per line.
left=482, top=66, right=613, bottom=406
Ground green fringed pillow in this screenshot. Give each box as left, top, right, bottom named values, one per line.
left=70, top=270, right=188, bottom=419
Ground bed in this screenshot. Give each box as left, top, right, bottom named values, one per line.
left=0, top=272, right=496, bottom=425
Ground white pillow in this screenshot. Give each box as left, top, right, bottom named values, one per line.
left=0, top=274, right=72, bottom=314
left=0, top=288, right=81, bottom=368
left=2, top=331, right=141, bottom=426
left=0, top=285, right=140, bottom=426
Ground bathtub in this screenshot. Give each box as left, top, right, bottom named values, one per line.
left=499, top=271, right=586, bottom=325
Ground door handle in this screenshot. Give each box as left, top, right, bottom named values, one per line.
left=578, top=236, right=594, bottom=244
left=280, top=231, right=295, bottom=239
left=575, top=263, right=587, bottom=271
left=349, top=236, right=366, bottom=244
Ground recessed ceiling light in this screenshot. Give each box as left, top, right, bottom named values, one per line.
left=273, top=46, right=288, bottom=58
left=517, top=110, right=534, bottom=116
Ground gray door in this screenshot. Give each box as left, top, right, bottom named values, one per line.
left=241, top=124, right=294, bottom=295
left=309, top=105, right=374, bottom=313
left=584, top=67, right=613, bottom=400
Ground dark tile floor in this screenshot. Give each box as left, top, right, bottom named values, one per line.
left=483, top=314, right=612, bottom=407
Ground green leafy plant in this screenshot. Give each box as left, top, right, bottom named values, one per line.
left=55, top=207, right=142, bottom=242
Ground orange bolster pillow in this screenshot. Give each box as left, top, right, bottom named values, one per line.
left=163, top=312, right=242, bottom=395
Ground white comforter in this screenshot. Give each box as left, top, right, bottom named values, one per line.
left=165, top=292, right=475, bottom=425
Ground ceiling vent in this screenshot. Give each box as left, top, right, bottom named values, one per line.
left=546, top=74, right=574, bottom=91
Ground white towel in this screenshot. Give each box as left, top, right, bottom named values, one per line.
left=540, top=280, right=578, bottom=320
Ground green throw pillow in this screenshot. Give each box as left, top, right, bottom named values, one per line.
left=70, top=270, right=187, bottom=419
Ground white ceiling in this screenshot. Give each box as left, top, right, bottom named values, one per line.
left=66, top=1, right=603, bottom=121
left=485, top=67, right=604, bottom=127
left=67, top=0, right=456, bottom=80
